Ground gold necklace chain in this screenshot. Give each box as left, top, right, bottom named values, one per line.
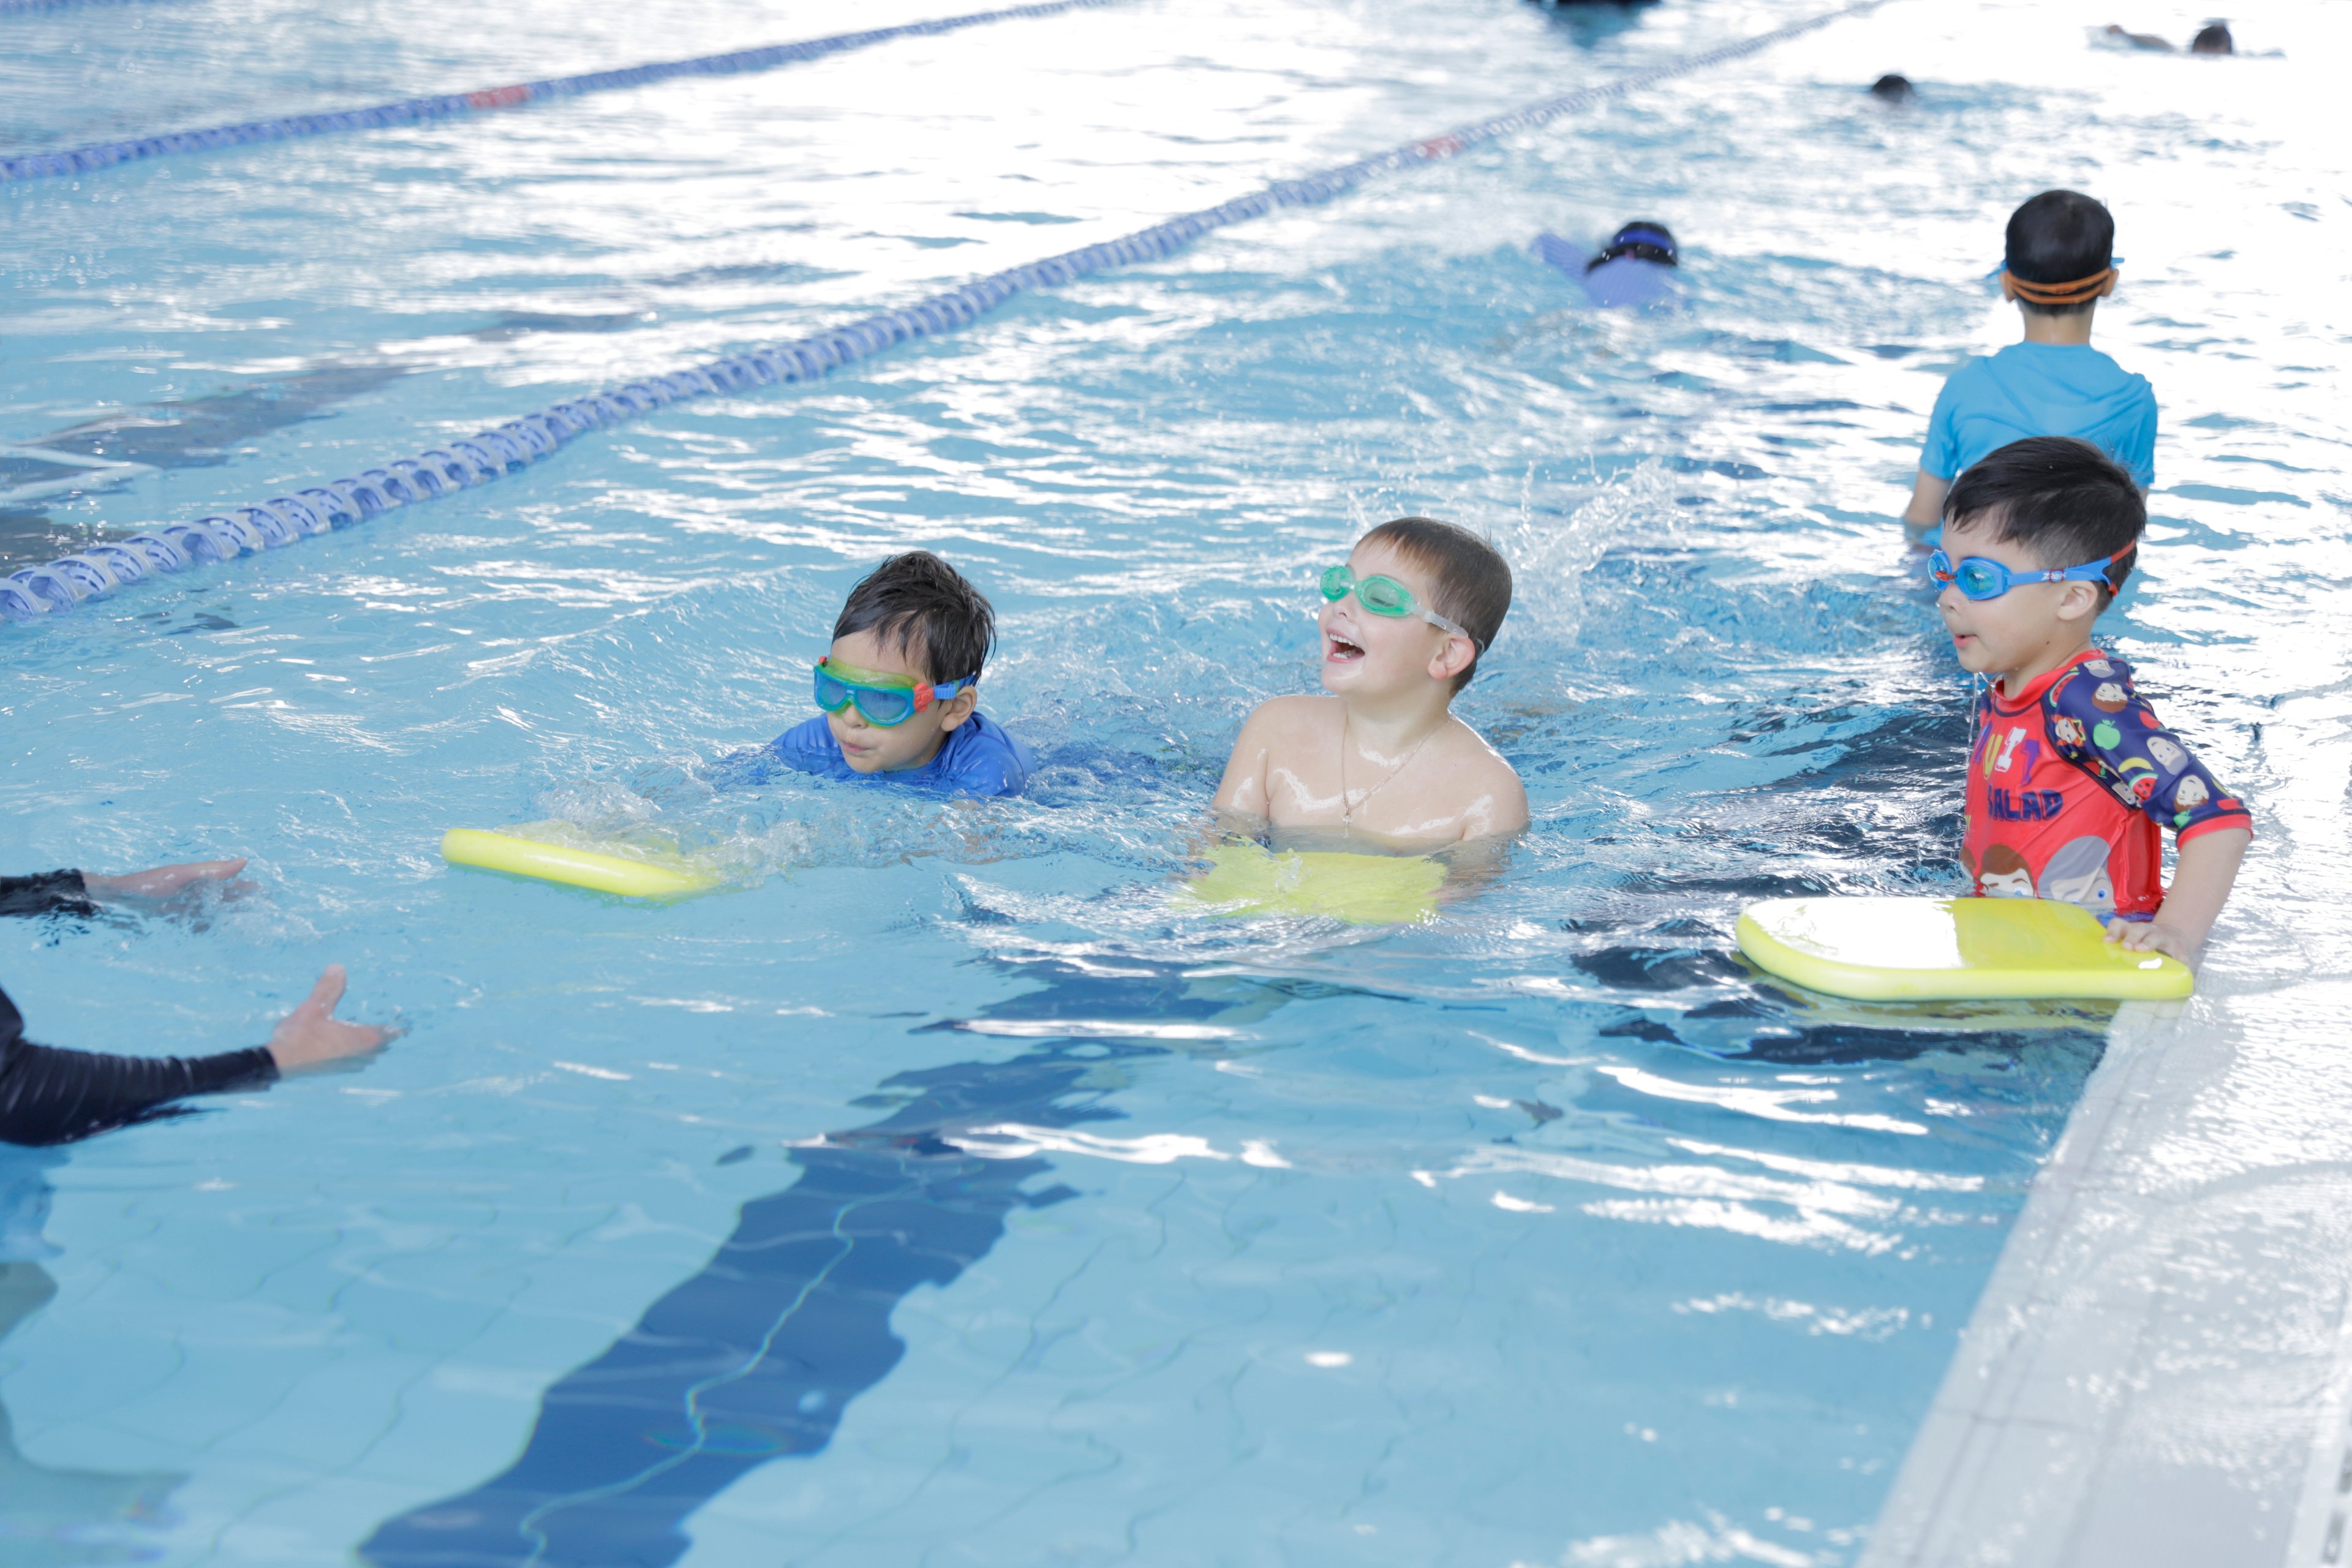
left=1339, top=713, right=1440, bottom=828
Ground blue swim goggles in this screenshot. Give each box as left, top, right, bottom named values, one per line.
left=1928, top=546, right=2131, bottom=601
left=813, top=657, right=971, bottom=726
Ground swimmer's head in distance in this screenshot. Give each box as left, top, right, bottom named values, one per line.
left=1588, top=221, right=1678, bottom=271
left=1868, top=72, right=1916, bottom=102
left=2003, top=189, right=2114, bottom=315
left=2189, top=21, right=2233, bottom=53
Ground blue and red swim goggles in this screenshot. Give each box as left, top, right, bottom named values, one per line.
left=1928, top=545, right=2133, bottom=601
left=813, top=657, right=972, bottom=726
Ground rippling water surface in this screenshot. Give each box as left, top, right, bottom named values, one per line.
left=1, top=0, right=2345, bottom=1561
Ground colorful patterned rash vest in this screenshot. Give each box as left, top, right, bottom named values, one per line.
left=1962, top=649, right=2252, bottom=919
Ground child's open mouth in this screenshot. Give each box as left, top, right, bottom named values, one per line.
left=1325, top=633, right=1365, bottom=662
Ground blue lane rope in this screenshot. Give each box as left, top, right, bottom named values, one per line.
left=1, top=0, right=1885, bottom=622
left=0, top=0, right=1129, bottom=184
left=0, top=0, right=167, bottom=14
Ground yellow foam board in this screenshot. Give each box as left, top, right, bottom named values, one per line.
left=441, top=826, right=721, bottom=900
left=1736, top=895, right=2192, bottom=1001
left=1177, top=843, right=1444, bottom=926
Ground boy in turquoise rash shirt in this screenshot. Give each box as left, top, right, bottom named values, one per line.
left=1901, top=190, right=2157, bottom=542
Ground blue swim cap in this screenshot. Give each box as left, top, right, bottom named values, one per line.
left=1590, top=222, right=1678, bottom=271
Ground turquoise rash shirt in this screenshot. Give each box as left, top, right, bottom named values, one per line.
left=1921, top=341, right=2158, bottom=488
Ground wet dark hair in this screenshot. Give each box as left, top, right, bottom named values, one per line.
left=1356, top=516, right=1513, bottom=692
left=832, top=550, right=997, bottom=684
left=2189, top=21, right=2233, bottom=53
left=1868, top=73, right=1915, bottom=102
left=2004, top=190, right=2115, bottom=317
left=1588, top=221, right=1677, bottom=272
left=1942, top=437, right=2143, bottom=608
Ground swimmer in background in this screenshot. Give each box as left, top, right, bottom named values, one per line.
left=754, top=550, right=1034, bottom=797
left=2094, top=21, right=2233, bottom=52
left=1902, top=190, right=2156, bottom=545
left=1932, top=437, right=2249, bottom=963
left=1, top=859, right=388, bottom=1146
left=1868, top=73, right=1915, bottom=102
left=1534, top=221, right=1681, bottom=310
left=1213, top=516, right=1527, bottom=850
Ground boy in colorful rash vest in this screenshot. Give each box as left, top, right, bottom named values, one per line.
left=1213, top=517, right=1526, bottom=846
left=1902, top=190, right=2157, bottom=544
left=1934, top=437, right=2250, bottom=962
left=760, top=550, right=1034, bottom=797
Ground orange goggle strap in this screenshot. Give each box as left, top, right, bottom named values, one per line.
left=2004, top=267, right=2116, bottom=306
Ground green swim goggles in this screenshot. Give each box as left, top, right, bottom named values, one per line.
left=1319, top=565, right=1478, bottom=646
left=813, top=657, right=972, bottom=726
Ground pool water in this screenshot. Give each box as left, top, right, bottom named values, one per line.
left=2, top=0, right=2345, bottom=1562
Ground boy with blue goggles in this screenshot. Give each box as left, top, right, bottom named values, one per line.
left=1931, top=437, right=2248, bottom=966
left=760, top=551, right=1035, bottom=797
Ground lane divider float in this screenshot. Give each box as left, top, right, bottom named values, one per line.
left=0, top=0, right=1129, bottom=184
left=0, top=0, right=163, bottom=15
left=0, top=0, right=1887, bottom=624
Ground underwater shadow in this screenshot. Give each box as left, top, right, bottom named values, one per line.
left=358, top=960, right=1296, bottom=1568
left=0, top=1151, right=188, bottom=1563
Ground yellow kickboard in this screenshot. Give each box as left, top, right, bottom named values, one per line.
left=1177, top=843, right=1444, bottom=926
left=1736, top=895, right=2192, bottom=1002
left=441, top=826, right=722, bottom=900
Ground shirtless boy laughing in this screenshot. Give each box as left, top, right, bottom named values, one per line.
left=1213, top=517, right=1527, bottom=849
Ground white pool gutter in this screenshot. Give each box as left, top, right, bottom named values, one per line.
left=1861, top=974, right=2352, bottom=1567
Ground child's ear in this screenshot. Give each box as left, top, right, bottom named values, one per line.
left=1428, top=634, right=1477, bottom=684
left=2056, top=581, right=2103, bottom=623
left=937, top=688, right=980, bottom=731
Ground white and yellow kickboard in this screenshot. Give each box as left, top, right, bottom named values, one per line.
left=1736, top=895, right=2192, bottom=1003
left=441, top=826, right=722, bottom=900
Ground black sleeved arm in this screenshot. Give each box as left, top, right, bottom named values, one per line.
left=0, top=984, right=277, bottom=1147
left=0, top=871, right=97, bottom=921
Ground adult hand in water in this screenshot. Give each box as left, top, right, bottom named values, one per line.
left=268, top=965, right=394, bottom=1072
left=81, top=857, right=248, bottom=900
left=75, top=860, right=392, bottom=1068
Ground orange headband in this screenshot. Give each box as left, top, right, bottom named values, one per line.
left=2005, top=267, right=2116, bottom=305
